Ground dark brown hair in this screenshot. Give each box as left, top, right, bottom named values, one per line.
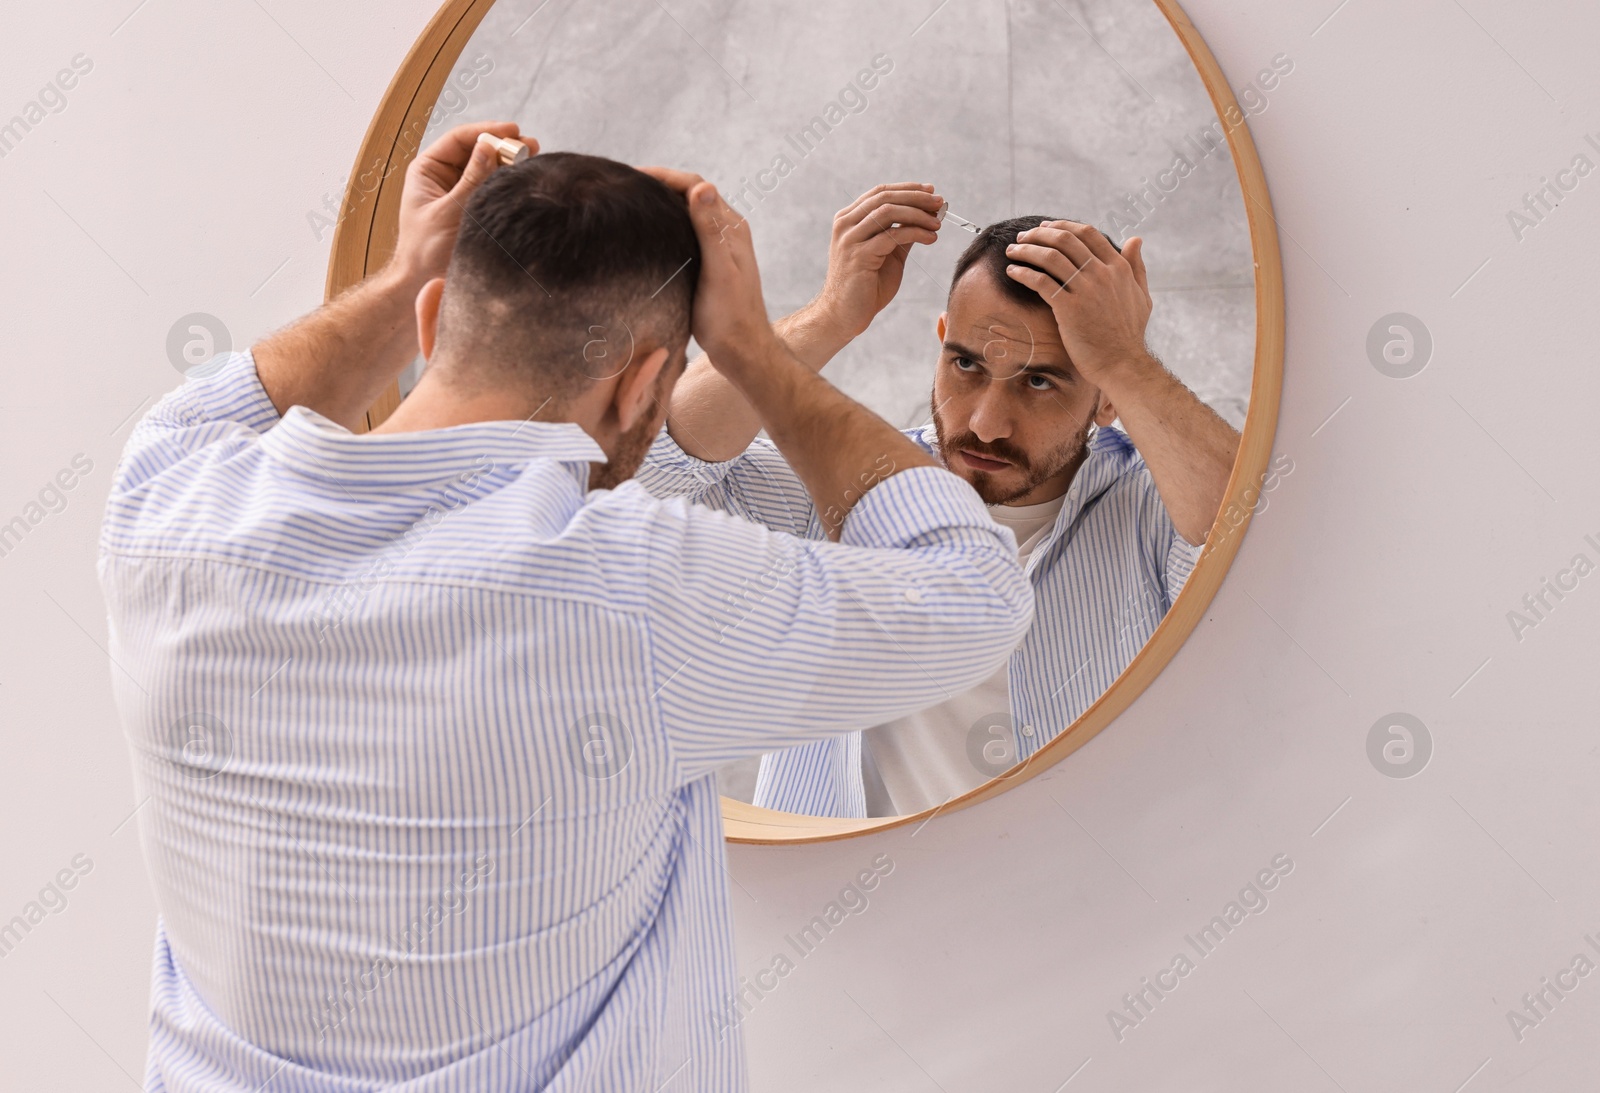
left=437, top=151, right=701, bottom=397
left=949, top=215, right=1121, bottom=309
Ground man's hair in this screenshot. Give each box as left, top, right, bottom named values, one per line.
left=949, top=215, right=1121, bottom=309
left=435, top=151, right=700, bottom=398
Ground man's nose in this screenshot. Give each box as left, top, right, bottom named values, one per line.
left=968, top=381, right=1014, bottom=443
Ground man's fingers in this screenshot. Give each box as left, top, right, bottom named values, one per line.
left=450, top=133, right=540, bottom=201
left=842, top=201, right=942, bottom=246
left=1015, top=223, right=1098, bottom=271
left=637, top=169, right=747, bottom=267
left=449, top=137, right=503, bottom=198
left=682, top=181, right=752, bottom=264
left=1124, top=236, right=1151, bottom=300
left=838, top=182, right=934, bottom=221
left=864, top=225, right=939, bottom=255
left=1005, top=262, right=1070, bottom=306
left=836, top=188, right=944, bottom=232
left=424, top=121, right=522, bottom=175
left=1005, top=242, right=1085, bottom=291
left=413, top=122, right=537, bottom=202
left=1044, top=220, right=1120, bottom=266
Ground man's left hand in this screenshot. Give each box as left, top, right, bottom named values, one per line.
left=391, top=121, right=538, bottom=285
left=1003, top=221, right=1154, bottom=387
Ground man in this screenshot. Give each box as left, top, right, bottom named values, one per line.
left=98, top=128, right=1033, bottom=1090
left=638, top=182, right=1240, bottom=818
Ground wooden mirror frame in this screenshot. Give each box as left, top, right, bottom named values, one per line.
left=328, top=0, right=1284, bottom=844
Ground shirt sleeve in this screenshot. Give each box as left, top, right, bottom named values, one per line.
left=591, top=466, right=1035, bottom=785
left=1165, top=528, right=1202, bottom=603
left=110, top=349, right=282, bottom=500
left=1129, top=458, right=1202, bottom=608
left=633, top=425, right=822, bottom=539
left=751, top=737, right=867, bottom=818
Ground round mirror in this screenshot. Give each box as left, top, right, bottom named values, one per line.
left=329, top=0, right=1283, bottom=842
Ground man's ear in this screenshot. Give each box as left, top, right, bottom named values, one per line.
left=936, top=312, right=948, bottom=342
left=613, top=346, right=672, bottom=432
left=1092, top=391, right=1119, bottom=427
left=416, top=277, right=446, bottom=359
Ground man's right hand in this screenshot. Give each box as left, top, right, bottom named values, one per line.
left=810, top=183, right=945, bottom=343
left=395, top=121, right=538, bottom=288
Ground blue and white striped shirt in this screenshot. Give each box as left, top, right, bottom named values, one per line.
left=96, top=352, right=1032, bottom=1091
left=637, top=421, right=1199, bottom=817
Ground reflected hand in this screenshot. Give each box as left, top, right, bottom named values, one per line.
left=813, top=183, right=944, bottom=341
left=639, top=166, right=785, bottom=380
left=392, top=121, right=539, bottom=284
left=1003, top=222, right=1154, bottom=386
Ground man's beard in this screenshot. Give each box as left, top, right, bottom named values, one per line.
left=588, top=411, right=661, bottom=491
left=930, top=394, right=1093, bottom=505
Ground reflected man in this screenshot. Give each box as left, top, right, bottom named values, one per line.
left=638, top=183, right=1241, bottom=817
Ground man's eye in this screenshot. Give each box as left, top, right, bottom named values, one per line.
left=1024, top=373, right=1053, bottom=390
left=953, top=356, right=979, bottom=372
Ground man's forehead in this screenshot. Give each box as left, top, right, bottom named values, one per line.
left=957, top=312, right=1047, bottom=345
left=947, top=273, right=1066, bottom=356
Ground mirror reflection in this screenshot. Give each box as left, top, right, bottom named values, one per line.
left=413, top=0, right=1258, bottom=818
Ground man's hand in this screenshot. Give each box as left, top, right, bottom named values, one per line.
left=1003, top=221, right=1154, bottom=385
left=637, top=166, right=786, bottom=380
left=252, top=121, right=535, bottom=428
left=639, top=165, right=940, bottom=539
left=809, top=183, right=944, bottom=343
left=637, top=181, right=942, bottom=464
left=391, top=121, right=539, bottom=285
left=1007, top=222, right=1241, bottom=546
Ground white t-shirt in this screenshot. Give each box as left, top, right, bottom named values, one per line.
left=860, top=493, right=1067, bottom=817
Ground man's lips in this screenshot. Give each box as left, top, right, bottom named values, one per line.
left=958, top=449, right=1014, bottom=472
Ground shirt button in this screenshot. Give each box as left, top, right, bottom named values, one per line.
left=1022, top=724, right=1036, bottom=737
left=903, top=589, right=924, bottom=605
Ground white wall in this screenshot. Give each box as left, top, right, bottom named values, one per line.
left=1, top=0, right=1596, bottom=1089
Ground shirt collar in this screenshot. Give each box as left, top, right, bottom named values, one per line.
left=261, top=405, right=608, bottom=490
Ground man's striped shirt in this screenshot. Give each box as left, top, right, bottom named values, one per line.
left=97, top=352, right=1032, bottom=1091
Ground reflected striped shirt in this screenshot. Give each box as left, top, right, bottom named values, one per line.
left=637, top=421, right=1199, bottom=817
left=96, top=352, right=1032, bottom=1091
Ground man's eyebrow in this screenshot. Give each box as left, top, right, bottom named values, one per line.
left=942, top=339, right=987, bottom=361
left=942, top=339, right=1074, bottom=379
